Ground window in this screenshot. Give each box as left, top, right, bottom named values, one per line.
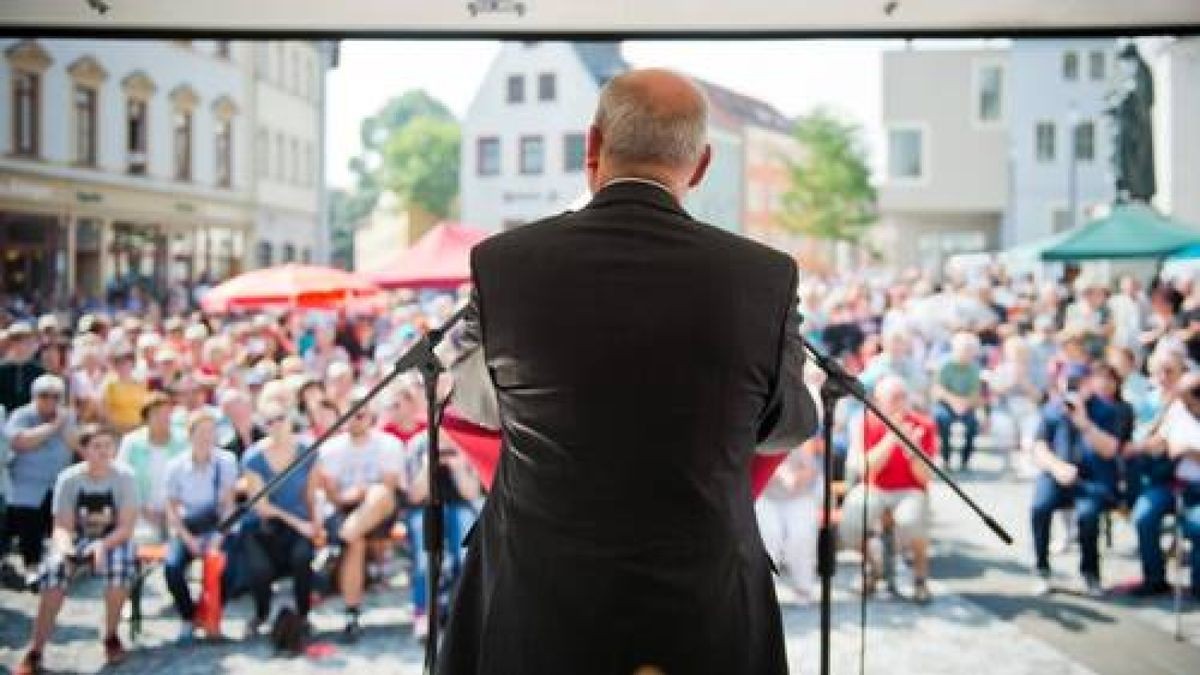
left=215, top=40, right=231, bottom=59
left=886, top=128, right=923, bottom=180
left=173, top=110, right=192, bottom=181
left=73, top=85, right=98, bottom=166
left=304, top=143, right=314, bottom=186
left=301, top=247, right=312, bottom=263
left=506, top=75, right=525, bottom=104
left=127, top=99, right=148, bottom=174
left=12, top=70, right=39, bottom=157
left=1051, top=208, right=1074, bottom=233
left=256, top=241, right=273, bottom=267
left=215, top=119, right=233, bottom=188
left=1063, top=51, right=1079, bottom=81
left=1035, top=121, right=1056, bottom=162
left=477, top=137, right=500, bottom=176
left=282, top=243, right=296, bottom=263
left=256, top=127, right=268, bottom=177
left=563, top=132, right=586, bottom=172
left=291, top=52, right=300, bottom=93
left=519, top=135, right=544, bottom=175
left=290, top=137, right=300, bottom=184
left=1088, top=51, right=1105, bottom=81
left=974, top=64, right=1003, bottom=123
left=538, top=73, right=556, bottom=101
left=1074, top=120, right=1095, bottom=162
left=275, top=132, right=285, bottom=180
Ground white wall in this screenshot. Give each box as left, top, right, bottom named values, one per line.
left=460, top=42, right=599, bottom=231
left=1149, top=37, right=1200, bottom=228
left=1008, top=39, right=1116, bottom=246
left=0, top=39, right=250, bottom=196
left=878, top=48, right=1009, bottom=215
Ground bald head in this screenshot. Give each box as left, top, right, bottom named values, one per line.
left=589, top=69, right=711, bottom=195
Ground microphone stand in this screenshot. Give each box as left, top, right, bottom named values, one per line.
left=219, top=304, right=469, bottom=675
left=801, top=335, right=1012, bottom=675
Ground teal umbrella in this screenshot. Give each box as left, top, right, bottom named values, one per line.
left=1169, top=243, right=1200, bottom=260
left=1040, top=202, right=1200, bottom=261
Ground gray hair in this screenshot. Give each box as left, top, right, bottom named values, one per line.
left=594, top=71, right=708, bottom=167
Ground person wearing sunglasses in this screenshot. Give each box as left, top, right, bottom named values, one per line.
left=314, top=390, right=403, bottom=643
left=238, top=400, right=323, bottom=638
left=4, top=375, right=76, bottom=572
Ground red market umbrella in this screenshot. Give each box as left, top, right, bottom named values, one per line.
left=366, top=222, right=490, bottom=290
left=443, top=411, right=790, bottom=498
left=200, top=264, right=383, bottom=313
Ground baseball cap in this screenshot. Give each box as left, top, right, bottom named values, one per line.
left=31, top=374, right=66, bottom=396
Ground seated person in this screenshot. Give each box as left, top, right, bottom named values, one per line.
left=15, top=425, right=137, bottom=675
left=163, top=409, right=238, bottom=644
left=405, top=428, right=483, bottom=639
left=4, top=375, right=76, bottom=573
left=239, top=401, right=322, bottom=636
left=932, top=331, right=983, bottom=471
left=315, top=392, right=403, bottom=642
left=117, top=392, right=188, bottom=540
left=1129, top=367, right=1200, bottom=598
left=840, top=375, right=937, bottom=603
left=1030, top=364, right=1132, bottom=597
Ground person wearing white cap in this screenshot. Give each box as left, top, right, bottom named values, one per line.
left=1064, top=271, right=1115, bottom=358
left=0, top=322, right=46, bottom=414
left=3, top=375, right=75, bottom=569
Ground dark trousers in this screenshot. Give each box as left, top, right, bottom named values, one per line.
left=165, top=536, right=206, bottom=621
left=1031, top=474, right=1112, bottom=578
left=1133, top=483, right=1200, bottom=589
left=5, top=492, right=53, bottom=567
left=244, top=525, right=315, bottom=620
left=933, top=402, right=979, bottom=468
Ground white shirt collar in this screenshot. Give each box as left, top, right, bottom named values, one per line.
left=600, top=177, right=675, bottom=197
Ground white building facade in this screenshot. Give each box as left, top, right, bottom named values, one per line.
left=1006, top=39, right=1118, bottom=246
left=0, top=38, right=331, bottom=308
left=248, top=40, right=330, bottom=269
left=875, top=48, right=1009, bottom=270
left=460, top=42, right=616, bottom=232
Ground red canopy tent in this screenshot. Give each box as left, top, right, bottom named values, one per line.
left=199, top=263, right=383, bottom=313
left=366, top=222, right=491, bottom=290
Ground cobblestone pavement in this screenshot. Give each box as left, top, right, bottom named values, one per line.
left=2, top=447, right=1195, bottom=674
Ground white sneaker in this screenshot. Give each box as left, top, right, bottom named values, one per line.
left=413, top=612, right=429, bottom=641
left=1031, top=573, right=1053, bottom=597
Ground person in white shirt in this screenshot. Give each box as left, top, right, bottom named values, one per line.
left=315, top=392, right=403, bottom=642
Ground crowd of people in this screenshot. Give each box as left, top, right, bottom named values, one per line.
left=0, top=290, right=484, bottom=674
left=1, top=261, right=1199, bottom=671
left=757, top=263, right=1200, bottom=604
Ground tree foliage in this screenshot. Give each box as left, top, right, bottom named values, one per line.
left=381, top=116, right=460, bottom=219
left=327, top=90, right=460, bottom=266
left=779, top=108, right=877, bottom=244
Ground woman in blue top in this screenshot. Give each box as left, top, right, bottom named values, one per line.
left=240, top=400, right=322, bottom=635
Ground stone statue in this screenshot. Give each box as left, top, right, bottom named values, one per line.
left=1106, top=44, right=1156, bottom=202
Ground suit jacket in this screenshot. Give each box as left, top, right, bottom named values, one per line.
left=438, top=181, right=818, bottom=675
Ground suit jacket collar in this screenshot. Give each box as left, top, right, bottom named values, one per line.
left=585, top=179, right=691, bottom=220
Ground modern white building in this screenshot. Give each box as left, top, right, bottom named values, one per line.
left=1147, top=36, right=1200, bottom=227
left=875, top=47, right=1010, bottom=270
left=0, top=38, right=332, bottom=307
left=1006, top=39, right=1118, bottom=246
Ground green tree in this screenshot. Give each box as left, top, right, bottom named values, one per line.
left=779, top=108, right=876, bottom=244
left=381, top=116, right=461, bottom=219
left=348, top=90, right=455, bottom=215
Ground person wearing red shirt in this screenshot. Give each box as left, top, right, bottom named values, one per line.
left=840, top=374, right=938, bottom=603
left=378, top=375, right=428, bottom=446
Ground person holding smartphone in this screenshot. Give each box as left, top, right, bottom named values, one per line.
left=1030, top=364, right=1133, bottom=597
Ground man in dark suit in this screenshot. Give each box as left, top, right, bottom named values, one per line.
left=439, top=68, right=819, bottom=675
